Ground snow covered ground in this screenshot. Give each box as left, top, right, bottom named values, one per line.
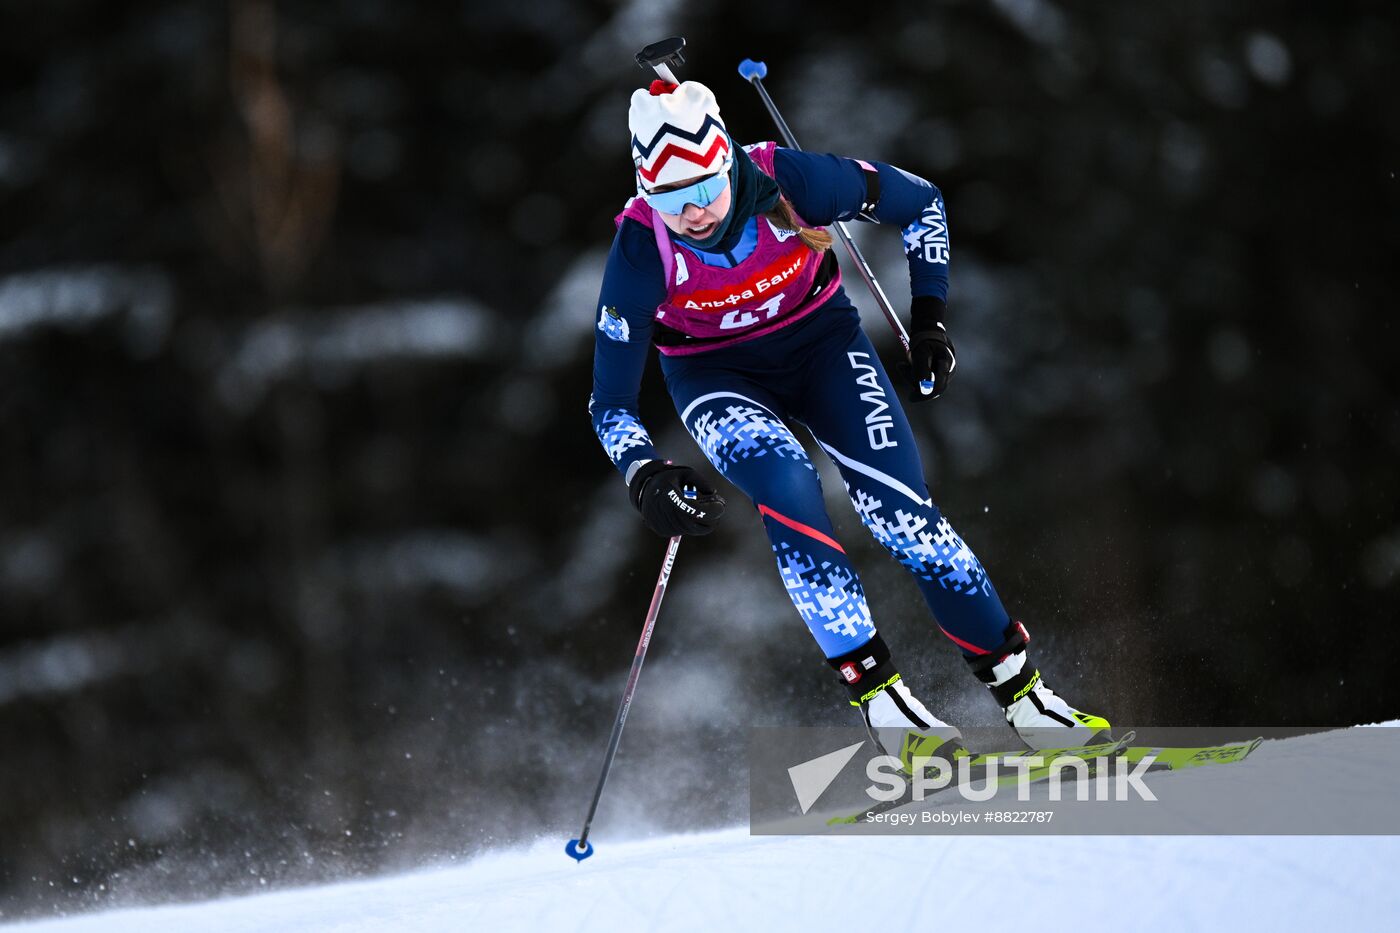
left=8, top=831, right=1398, bottom=932
left=8, top=727, right=1400, bottom=931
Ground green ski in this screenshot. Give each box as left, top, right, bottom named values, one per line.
left=827, top=734, right=1262, bottom=825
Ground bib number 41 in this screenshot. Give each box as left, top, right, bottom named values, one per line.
left=719, top=292, right=785, bottom=330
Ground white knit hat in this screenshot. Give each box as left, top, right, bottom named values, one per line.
left=629, top=80, right=731, bottom=190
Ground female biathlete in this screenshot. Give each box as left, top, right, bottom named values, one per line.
left=589, top=79, right=1108, bottom=757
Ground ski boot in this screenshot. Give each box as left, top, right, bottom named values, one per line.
left=828, top=633, right=964, bottom=776
left=966, top=621, right=1111, bottom=751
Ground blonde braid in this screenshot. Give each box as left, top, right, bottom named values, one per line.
left=765, top=198, right=834, bottom=252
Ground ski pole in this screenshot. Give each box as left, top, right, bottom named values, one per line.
left=565, top=534, right=682, bottom=862
left=737, top=58, right=933, bottom=394
left=564, top=39, right=700, bottom=865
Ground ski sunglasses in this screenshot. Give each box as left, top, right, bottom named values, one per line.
left=640, top=162, right=731, bottom=215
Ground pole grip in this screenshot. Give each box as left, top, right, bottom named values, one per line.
left=639, top=37, right=686, bottom=85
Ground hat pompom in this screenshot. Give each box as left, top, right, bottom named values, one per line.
left=648, top=79, right=678, bottom=95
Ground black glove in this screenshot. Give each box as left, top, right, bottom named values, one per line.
left=896, top=295, right=956, bottom=402
left=628, top=460, right=726, bottom=538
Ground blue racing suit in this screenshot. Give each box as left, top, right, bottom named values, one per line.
left=589, top=147, right=1011, bottom=661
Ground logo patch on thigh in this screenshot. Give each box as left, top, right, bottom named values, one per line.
left=847, top=351, right=898, bottom=450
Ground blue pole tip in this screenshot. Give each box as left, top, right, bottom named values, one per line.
left=737, top=59, right=768, bottom=81
left=565, top=839, right=593, bottom=862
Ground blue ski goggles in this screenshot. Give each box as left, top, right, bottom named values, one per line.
left=640, top=166, right=731, bottom=215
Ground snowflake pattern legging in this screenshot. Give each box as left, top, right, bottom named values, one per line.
left=660, top=304, right=1012, bottom=661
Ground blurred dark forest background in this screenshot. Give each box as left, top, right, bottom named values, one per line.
left=2, top=0, right=1397, bottom=921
